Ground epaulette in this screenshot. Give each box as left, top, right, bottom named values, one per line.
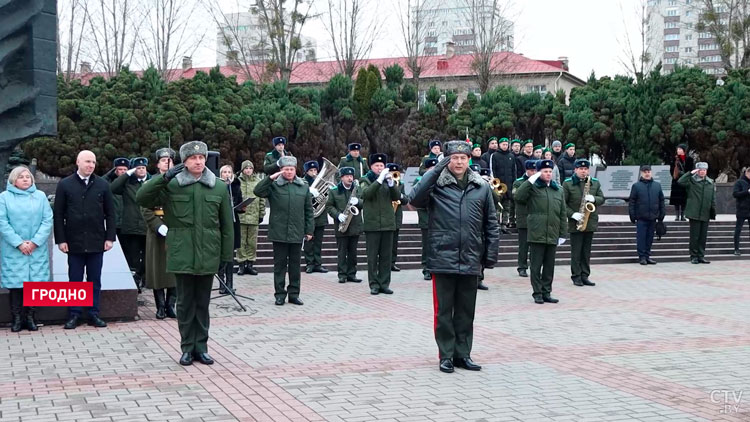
left=591, top=177, right=598, bottom=182
left=564, top=177, right=572, bottom=182
left=265, top=152, right=273, bottom=156
left=515, top=177, right=524, bottom=182
left=330, top=186, right=338, bottom=191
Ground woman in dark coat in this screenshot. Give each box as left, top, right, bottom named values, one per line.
left=219, top=165, right=242, bottom=293
left=669, top=144, right=694, bottom=221
left=733, top=167, right=750, bottom=255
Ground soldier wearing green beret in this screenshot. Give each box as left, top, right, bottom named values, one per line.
left=510, top=139, right=522, bottom=157
left=326, top=167, right=363, bottom=283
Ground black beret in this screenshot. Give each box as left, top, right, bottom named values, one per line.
left=479, top=168, right=491, bottom=177
left=369, top=153, right=387, bottom=165
left=428, top=140, right=442, bottom=149
left=424, top=158, right=438, bottom=169
left=303, top=160, right=318, bottom=172
left=130, top=157, right=148, bottom=168
left=469, top=164, right=480, bottom=172
left=348, top=143, right=361, bottom=151
left=535, top=159, right=555, bottom=171
left=386, top=163, right=400, bottom=172
left=574, top=159, right=590, bottom=168
left=272, top=136, right=287, bottom=146
left=339, top=167, right=355, bottom=177
left=525, top=159, right=538, bottom=170
left=114, top=157, right=129, bottom=168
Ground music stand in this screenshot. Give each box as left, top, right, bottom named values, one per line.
left=211, top=266, right=254, bottom=312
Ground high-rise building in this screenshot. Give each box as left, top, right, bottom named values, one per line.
left=647, top=0, right=725, bottom=75
left=417, top=0, right=514, bottom=56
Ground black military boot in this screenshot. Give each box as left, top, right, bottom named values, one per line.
left=165, top=288, right=177, bottom=318
left=237, top=261, right=246, bottom=275
left=154, top=289, right=166, bottom=319
left=224, top=263, right=235, bottom=294
left=25, top=308, right=38, bottom=331
left=247, top=261, right=258, bottom=276
left=10, top=313, right=22, bottom=333
left=218, top=263, right=229, bottom=294
left=10, top=290, right=22, bottom=332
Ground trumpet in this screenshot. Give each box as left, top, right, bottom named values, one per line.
left=490, top=178, right=507, bottom=196
left=392, top=200, right=401, bottom=212
left=390, top=171, right=401, bottom=183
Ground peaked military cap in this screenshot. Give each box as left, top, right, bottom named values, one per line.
left=574, top=159, right=590, bottom=168
left=424, top=158, right=438, bottom=169
left=525, top=159, right=538, bottom=170
left=428, top=140, right=442, bottom=150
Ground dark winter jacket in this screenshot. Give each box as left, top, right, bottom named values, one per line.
left=515, top=153, right=533, bottom=178
left=669, top=155, right=694, bottom=206
left=514, top=177, right=567, bottom=245
left=557, top=154, right=576, bottom=180
left=732, top=175, right=750, bottom=218
left=409, top=166, right=500, bottom=276
left=489, top=149, right=517, bottom=199
left=110, top=172, right=151, bottom=235
left=628, top=178, right=666, bottom=222
left=678, top=172, right=716, bottom=222
left=54, top=173, right=117, bottom=254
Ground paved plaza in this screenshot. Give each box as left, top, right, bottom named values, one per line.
left=1, top=261, right=750, bottom=421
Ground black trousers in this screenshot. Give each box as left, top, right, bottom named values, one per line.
left=175, top=274, right=213, bottom=354
left=336, top=235, right=359, bottom=280
left=529, top=243, right=557, bottom=300
left=570, top=231, right=594, bottom=282
left=9, top=288, right=33, bottom=316
left=689, top=219, right=709, bottom=259
left=432, top=274, right=478, bottom=360
left=304, top=225, right=325, bottom=267
left=421, top=228, right=429, bottom=276
left=391, top=229, right=400, bottom=265
left=734, top=216, right=749, bottom=250
left=273, top=242, right=302, bottom=300
left=68, top=252, right=103, bottom=317
left=365, top=231, right=393, bottom=289
left=517, top=228, right=529, bottom=271
left=636, top=220, right=656, bottom=259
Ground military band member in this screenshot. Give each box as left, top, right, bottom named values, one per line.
left=361, top=153, right=400, bottom=295
left=338, top=143, right=367, bottom=179
left=419, top=140, right=443, bottom=175
left=513, top=160, right=537, bottom=278
left=111, top=157, right=151, bottom=293
left=105, top=157, right=130, bottom=238
left=236, top=160, right=265, bottom=275
left=141, top=148, right=177, bottom=319
left=515, top=159, right=567, bottom=304
left=254, top=156, right=314, bottom=305
left=678, top=162, right=717, bottom=264
left=563, top=159, right=605, bottom=286
left=387, top=163, right=409, bottom=271
left=326, top=167, right=363, bottom=283
left=263, top=136, right=293, bottom=175
left=409, top=141, right=500, bottom=374
left=304, top=160, right=329, bottom=274
left=489, top=137, right=516, bottom=232
left=415, top=158, right=438, bottom=280
left=136, top=141, right=234, bottom=366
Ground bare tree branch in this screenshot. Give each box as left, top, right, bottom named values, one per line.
left=461, top=0, right=515, bottom=94
left=83, top=0, right=139, bottom=77
left=58, top=0, right=91, bottom=82
left=321, top=0, right=381, bottom=78
left=697, top=0, right=750, bottom=71
left=616, top=0, right=655, bottom=80
left=396, top=0, right=437, bottom=93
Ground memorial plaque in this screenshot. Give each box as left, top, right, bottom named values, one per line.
left=403, top=166, right=421, bottom=195
left=594, top=165, right=671, bottom=199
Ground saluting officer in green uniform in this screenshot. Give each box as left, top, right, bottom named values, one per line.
left=512, top=159, right=537, bottom=278
left=136, top=141, right=234, bottom=366
left=388, top=162, right=409, bottom=272
left=678, top=162, right=717, bottom=264
left=326, top=167, right=363, bottom=283
left=563, top=159, right=605, bottom=286
left=419, top=140, right=443, bottom=175
left=254, top=155, right=314, bottom=305
left=515, top=159, right=567, bottom=304
left=303, top=160, right=329, bottom=274
left=414, top=158, right=438, bottom=280
left=361, top=153, right=400, bottom=295
left=263, top=136, right=294, bottom=175
left=338, top=143, right=367, bottom=180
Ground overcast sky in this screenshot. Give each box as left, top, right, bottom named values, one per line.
left=194, top=0, right=642, bottom=81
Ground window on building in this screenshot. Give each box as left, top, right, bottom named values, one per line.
left=699, top=43, right=719, bottom=50
left=685, top=34, right=692, bottom=41
left=684, top=47, right=693, bottom=52
left=527, top=85, right=547, bottom=95
left=684, top=58, right=693, bottom=64
left=665, top=21, right=678, bottom=28
left=665, top=57, right=678, bottom=64
left=668, top=0, right=676, bottom=5
left=699, top=32, right=712, bottom=38
left=666, top=45, right=679, bottom=52
left=685, top=10, right=691, bottom=17
left=468, top=87, right=481, bottom=101
left=666, top=8, right=679, bottom=16
left=665, top=34, right=680, bottom=40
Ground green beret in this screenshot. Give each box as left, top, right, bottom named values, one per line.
left=565, top=143, right=576, bottom=149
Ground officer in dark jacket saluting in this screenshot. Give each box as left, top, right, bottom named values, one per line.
left=409, top=141, right=500, bottom=374
left=54, top=150, right=116, bottom=329
left=628, top=165, right=665, bottom=265
left=732, top=167, right=750, bottom=255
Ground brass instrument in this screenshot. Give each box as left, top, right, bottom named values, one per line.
left=310, top=158, right=339, bottom=217
left=576, top=176, right=596, bottom=231
left=391, top=171, right=401, bottom=183
left=490, top=178, right=508, bottom=197
left=392, top=200, right=401, bottom=212
left=338, top=181, right=360, bottom=233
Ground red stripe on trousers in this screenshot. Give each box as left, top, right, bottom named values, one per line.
left=432, top=274, right=439, bottom=359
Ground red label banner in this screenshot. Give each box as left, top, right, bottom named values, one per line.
left=23, top=282, right=94, bottom=307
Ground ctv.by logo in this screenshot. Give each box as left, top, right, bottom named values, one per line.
left=710, top=389, right=743, bottom=414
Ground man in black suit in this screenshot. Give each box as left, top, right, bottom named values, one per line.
left=54, top=150, right=117, bottom=329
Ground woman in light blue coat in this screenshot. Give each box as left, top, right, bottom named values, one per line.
left=0, top=166, right=53, bottom=332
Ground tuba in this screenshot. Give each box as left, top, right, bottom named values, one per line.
left=576, top=176, right=596, bottom=231
left=338, top=181, right=360, bottom=233
left=310, top=158, right=338, bottom=217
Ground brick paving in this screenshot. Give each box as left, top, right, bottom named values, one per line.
left=2, top=261, right=750, bottom=421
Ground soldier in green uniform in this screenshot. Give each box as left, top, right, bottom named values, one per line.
left=361, top=153, right=400, bottom=295
left=419, top=140, right=443, bottom=175
left=254, top=156, right=314, bottom=305
left=512, top=159, right=536, bottom=278
left=388, top=163, right=409, bottom=271
left=263, top=136, right=294, bottom=175
left=236, top=160, right=264, bottom=275
left=514, top=159, right=567, bottom=304
left=563, top=159, right=605, bottom=286
left=338, top=143, right=367, bottom=180
left=414, top=158, right=438, bottom=280
left=111, top=157, right=151, bottom=293
left=104, top=157, right=130, bottom=242
left=141, top=148, right=177, bottom=319
left=303, top=160, right=329, bottom=274
left=678, top=162, right=716, bottom=264
left=326, top=167, right=363, bottom=283
left=136, top=141, right=234, bottom=366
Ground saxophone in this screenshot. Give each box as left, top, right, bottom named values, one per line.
left=576, top=176, right=596, bottom=231
left=338, top=181, right=360, bottom=233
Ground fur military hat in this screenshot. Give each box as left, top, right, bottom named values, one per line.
left=348, top=143, right=361, bottom=151
left=525, top=159, right=538, bottom=170
left=445, top=140, right=472, bottom=156
left=386, top=163, right=400, bottom=172
left=130, top=157, right=148, bottom=168
left=369, top=153, right=387, bottom=165
left=303, top=160, right=319, bottom=172
left=574, top=159, right=591, bottom=168
left=535, top=159, right=555, bottom=171
left=424, top=158, right=438, bottom=169
left=155, top=148, right=176, bottom=161
left=696, top=162, right=709, bottom=170
left=179, top=141, right=208, bottom=162
left=479, top=168, right=491, bottom=177
left=428, top=140, right=442, bottom=150
left=469, top=164, right=480, bottom=172
left=272, top=136, right=287, bottom=146
left=113, top=157, right=130, bottom=168
left=339, top=167, right=355, bottom=177
left=241, top=160, right=254, bottom=171
left=277, top=155, right=297, bottom=168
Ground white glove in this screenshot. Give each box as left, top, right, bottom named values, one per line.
left=338, top=213, right=347, bottom=223
left=571, top=212, right=584, bottom=222
left=387, top=178, right=395, bottom=187
left=127, top=168, right=136, bottom=176
left=528, top=172, right=541, bottom=184
left=310, top=187, right=320, bottom=198
left=585, top=194, right=595, bottom=203
left=348, top=197, right=358, bottom=206
left=157, top=225, right=168, bottom=237
left=376, top=171, right=387, bottom=184
left=558, top=238, right=566, bottom=246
